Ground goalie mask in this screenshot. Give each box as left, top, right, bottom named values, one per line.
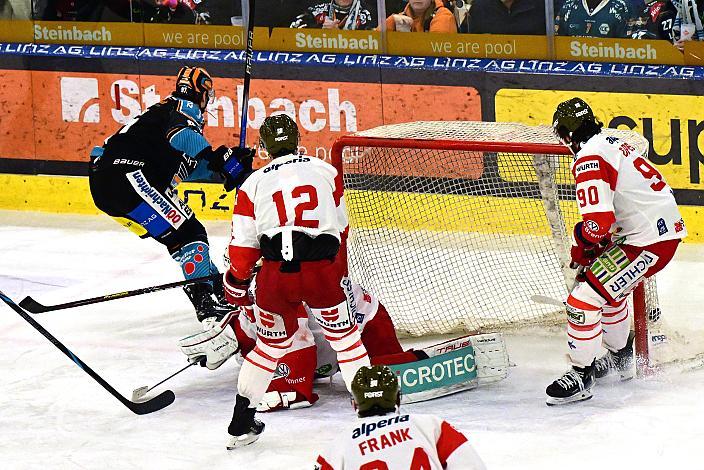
left=351, top=365, right=400, bottom=418
left=259, top=114, right=300, bottom=158
left=174, top=65, right=215, bottom=111
left=552, top=97, right=603, bottom=152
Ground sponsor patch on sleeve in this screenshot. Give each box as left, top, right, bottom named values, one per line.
left=574, top=159, right=601, bottom=177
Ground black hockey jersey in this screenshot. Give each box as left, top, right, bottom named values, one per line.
left=96, top=96, right=211, bottom=191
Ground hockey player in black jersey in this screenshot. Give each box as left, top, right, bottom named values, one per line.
left=89, top=66, right=253, bottom=328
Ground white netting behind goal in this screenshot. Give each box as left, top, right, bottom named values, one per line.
left=334, top=121, right=653, bottom=337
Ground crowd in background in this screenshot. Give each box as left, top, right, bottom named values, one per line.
left=1, top=0, right=702, bottom=48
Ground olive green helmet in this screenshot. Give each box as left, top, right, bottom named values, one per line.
left=351, top=365, right=400, bottom=418
left=552, top=97, right=601, bottom=146
left=259, top=114, right=300, bottom=158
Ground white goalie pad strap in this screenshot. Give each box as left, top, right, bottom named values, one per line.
left=178, top=312, right=239, bottom=370
left=418, top=333, right=511, bottom=386
left=256, top=391, right=314, bottom=412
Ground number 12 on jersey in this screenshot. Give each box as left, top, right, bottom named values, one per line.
left=272, top=185, right=320, bottom=228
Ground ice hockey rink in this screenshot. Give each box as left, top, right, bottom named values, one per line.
left=1, top=210, right=703, bottom=470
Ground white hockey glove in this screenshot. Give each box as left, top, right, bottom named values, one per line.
left=256, top=391, right=314, bottom=412
left=178, top=312, right=239, bottom=370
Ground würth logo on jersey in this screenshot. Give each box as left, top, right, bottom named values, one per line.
left=257, top=310, right=287, bottom=339
left=60, top=77, right=100, bottom=123
left=260, top=311, right=276, bottom=329
left=321, top=308, right=339, bottom=322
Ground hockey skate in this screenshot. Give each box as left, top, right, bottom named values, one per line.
left=227, top=395, right=265, bottom=450
left=183, top=282, right=233, bottom=322
left=595, top=332, right=635, bottom=381
left=546, top=362, right=595, bottom=406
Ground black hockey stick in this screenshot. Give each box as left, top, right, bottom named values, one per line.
left=19, top=274, right=219, bottom=313
left=238, top=0, right=256, bottom=148
left=0, top=290, right=175, bottom=415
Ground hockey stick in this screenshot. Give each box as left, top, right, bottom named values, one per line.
left=238, top=0, right=256, bottom=148
left=529, top=266, right=585, bottom=308
left=19, top=274, right=219, bottom=314
left=132, top=360, right=200, bottom=401
left=0, top=290, right=175, bottom=415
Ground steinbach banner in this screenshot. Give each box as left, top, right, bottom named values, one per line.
left=2, top=69, right=481, bottom=166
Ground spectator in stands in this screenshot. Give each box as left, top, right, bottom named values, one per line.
left=1, top=0, right=30, bottom=19
left=465, top=0, right=546, bottom=34
left=290, top=0, right=376, bottom=30
left=631, top=0, right=704, bottom=49
left=555, top=0, right=635, bottom=37
left=253, top=0, right=310, bottom=28
left=384, top=0, right=457, bottom=32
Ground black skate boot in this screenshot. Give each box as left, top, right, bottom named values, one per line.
left=183, top=282, right=233, bottom=322
left=595, top=331, right=635, bottom=381
left=546, top=361, right=595, bottom=406
left=227, top=394, right=265, bottom=450
left=211, top=271, right=229, bottom=306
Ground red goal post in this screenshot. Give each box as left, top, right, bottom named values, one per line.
left=330, top=121, right=657, bottom=375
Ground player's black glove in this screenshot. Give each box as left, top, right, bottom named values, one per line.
left=205, top=146, right=255, bottom=191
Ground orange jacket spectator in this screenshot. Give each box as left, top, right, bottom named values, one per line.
left=384, top=0, right=458, bottom=33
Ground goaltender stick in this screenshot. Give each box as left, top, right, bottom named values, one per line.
left=547, top=97, right=687, bottom=405
left=315, top=365, right=487, bottom=470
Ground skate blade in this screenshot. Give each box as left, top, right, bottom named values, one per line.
left=226, top=433, right=261, bottom=450
left=596, top=368, right=634, bottom=384
left=546, top=389, right=593, bottom=406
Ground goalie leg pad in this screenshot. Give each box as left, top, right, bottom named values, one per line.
left=417, top=333, right=511, bottom=387
left=389, top=344, right=479, bottom=404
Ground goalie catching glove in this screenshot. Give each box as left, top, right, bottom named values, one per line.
left=179, top=311, right=240, bottom=370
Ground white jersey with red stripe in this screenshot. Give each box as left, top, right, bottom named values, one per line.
left=571, top=133, right=687, bottom=246
left=228, top=152, right=348, bottom=279
left=315, top=413, right=486, bottom=470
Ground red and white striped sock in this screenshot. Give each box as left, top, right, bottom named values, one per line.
left=324, top=325, right=370, bottom=392
left=238, top=339, right=292, bottom=407
left=566, top=294, right=603, bottom=368
left=601, top=299, right=631, bottom=352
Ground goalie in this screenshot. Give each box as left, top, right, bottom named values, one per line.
left=179, top=275, right=511, bottom=411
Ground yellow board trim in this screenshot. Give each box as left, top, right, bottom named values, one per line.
left=0, top=174, right=701, bottom=242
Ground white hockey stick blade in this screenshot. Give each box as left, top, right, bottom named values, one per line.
left=530, top=294, right=565, bottom=307
left=132, top=386, right=150, bottom=402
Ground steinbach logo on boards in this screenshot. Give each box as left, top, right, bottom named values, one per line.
left=57, top=76, right=359, bottom=133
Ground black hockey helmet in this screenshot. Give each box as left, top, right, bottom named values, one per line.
left=174, top=65, right=214, bottom=110
left=259, top=114, right=300, bottom=158
left=351, top=365, right=400, bottom=418
left=552, top=97, right=603, bottom=150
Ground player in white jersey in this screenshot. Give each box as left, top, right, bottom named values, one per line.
left=546, top=97, right=687, bottom=405
left=222, top=114, right=370, bottom=448
left=315, top=365, right=487, bottom=470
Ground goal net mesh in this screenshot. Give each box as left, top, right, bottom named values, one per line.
left=334, top=121, right=653, bottom=337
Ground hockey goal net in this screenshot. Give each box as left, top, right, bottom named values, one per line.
left=331, top=121, right=661, bottom=373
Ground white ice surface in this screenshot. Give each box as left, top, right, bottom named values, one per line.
left=1, top=210, right=703, bottom=469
